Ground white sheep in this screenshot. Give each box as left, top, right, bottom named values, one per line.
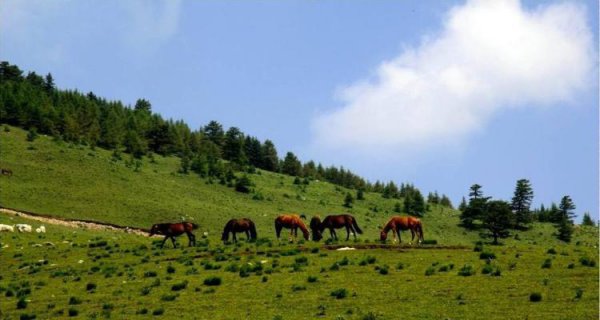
left=15, top=224, right=32, bottom=233
left=35, top=225, right=46, bottom=233
left=0, top=224, right=14, bottom=232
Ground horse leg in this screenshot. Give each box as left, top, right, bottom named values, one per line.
left=397, top=230, right=402, bottom=244
left=170, top=236, right=177, bottom=248
left=332, top=229, right=338, bottom=241
left=345, top=225, right=351, bottom=241
left=410, top=229, right=415, bottom=245
left=329, top=228, right=335, bottom=240
left=161, top=236, right=168, bottom=248
left=275, top=224, right=282, bottom=241
left=245, top=230, right=250, bottom=241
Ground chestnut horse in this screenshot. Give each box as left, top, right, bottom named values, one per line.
left=222, top=218, right=257, bottom=243
left=149, top=222, right=198, bottom=248
left=274, top=214, right=309, bottom=242
left=380, top=216, right=424, bottom=244
left=310, top=214, right=362, bottom=241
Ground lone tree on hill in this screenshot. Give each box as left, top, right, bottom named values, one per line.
left=482, top=200, right=515, bottom=245
left=556, top=195, right=576, bottom=242
left=511, top=179, right=534, bottom=228
left=343, top=192, right=354, bottom=208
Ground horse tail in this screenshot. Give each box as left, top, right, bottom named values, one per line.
left=352, top=217, right=363, bottom=234
left=417, top=221, right=424, bottom=241
left=249, top=220, right=257, bottom=240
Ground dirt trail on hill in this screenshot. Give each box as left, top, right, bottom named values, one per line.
left=0, top=207, right=152, bottom=237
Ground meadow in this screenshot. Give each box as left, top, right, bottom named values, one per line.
left=0, top=125, right=599, bottom=319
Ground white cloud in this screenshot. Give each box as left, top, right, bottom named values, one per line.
left=122, top=0, right=183, bottom=49
left=312, top=0, right=595, bottom=153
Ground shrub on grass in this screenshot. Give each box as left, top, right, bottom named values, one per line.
left=567, top=263, right=575, bottom=269
left=458, top=265, right=475, bottom=276
left=425, top=266, right=436, bottom=276
left=86, top=283, right=97, bottom=291
left=136, top=308, right=148, bottom=315
left=171, top=280, right=188, bottom=291
left=17, top=297, right=27, bottom=309
left=68, top=308, right=78, bottom=317
left=479, top=251, right=496, bottom=260
left=481, top=264, right=494, bottom=274
left=378, top=265, right=389, bottom=275
left=166, top=265, right=175, bottom=274
left=546, top=248, right=557, bottom=254
left=161, top=294, right=177, bottom=302
left=144, top=271, right=157, bottom=278
left=529, top=292, right=542, bottom=302
left=330, top=288, right=348, bottom=299
left=541, top=259, right=552, bottom=269
left=575, top=288, right=583, bottom=299
left=68, top=297, right=82, bottom=305
left=579, top=256, right=596, bottom=267
left=421, top=239, right=437, bottom=245
left=152, top=308, right=164, bottom=315
left=291, top=284, right=306, bottom=292
left=203, top=276, right=222, bottom=286
left=19, top=313, right=36, bottom=320
left=307, top=276, right=318, bottom=283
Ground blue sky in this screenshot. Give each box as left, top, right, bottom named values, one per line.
left=1, top=0, right=598, bottom=220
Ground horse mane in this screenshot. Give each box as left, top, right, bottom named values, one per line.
left=298, top=222, right=310, bottom=240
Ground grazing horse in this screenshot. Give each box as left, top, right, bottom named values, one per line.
left=274, top=214, right=309, bottom=242
left=310, top=214, right=362, bottom=241
left=380, top=216, right=424, bottom=244
left=221, top=218, right=257, bottom=243
left=149, top=222, right=198, bottom=248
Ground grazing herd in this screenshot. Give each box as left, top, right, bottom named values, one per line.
left=149, top=214, right=424, bottom=248
left=0, top=223, right=45, bottom=233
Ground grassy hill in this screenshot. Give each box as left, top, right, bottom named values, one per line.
left=1, top=125, right=599, bottom=319
left=0, top=125, right=473, bottom=245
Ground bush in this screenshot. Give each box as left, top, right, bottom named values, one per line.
left=167, top=265, right=176, bottom=274
left=425, top=266, right=435, bottom=276
left=19, top=314, right=36, bottom=320
left=481, top=264, right=494, bottom=275
left=546, top=248, right=557, bottom=255
left=307, top=276, right=318, bottom=283
left=171, top=280, right=188, bottom=291
left=378, top=265, right=389, bottom=275
left=161, top=294, right=177, bottom=301
left=541, top=259, right=552, bottom=269
left=421, top=239, right=437, bottom=245
left=17, top=298, right=27, bottom=309
left=479, top=251, right=496, bottom=260
left=144, top=271, right=158, bottom=278
left=330, top=288, right=348, bottom=299
left=579, top=256, right=596, bottom=267
left=86, top=283, right=97, bottom=291
left=68, top=308, right=78, bottom=317
left=152, top=308, right=164, bottom=315
left=68, top=297, right=82, bottom=305
left=203, top=276, right=222, bottom=286
left=529, top=292, right=542, bottom=302
left=458, top=265, right=475, bottom=276
left=473, top=242, right=484, bottom=252
left=291, top=284, right=306, bottom=292
left=235, top=175, right=253, bottom=193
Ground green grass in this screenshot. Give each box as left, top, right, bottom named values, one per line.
left=0, top=214, right=597, bottom=319
left=0, top=125, right=474, bottom=245
left=0, top=125, right=599, bottom=319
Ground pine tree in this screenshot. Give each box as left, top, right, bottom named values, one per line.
left=483, top=200, right=515, bottom=245
left=260, top=140, right=279, bottom=171
left=511, top=179, right=534, bottom=227
left=356, top=188, right=365, bottom=201
left=222, top=127, right=247, bottom=166
left=556, top=215, right=573, bottom=242
left=343, top=192, right=354, bottom=208
left=458, top=196, right=468, bottom=212
left=281, top=152, right=302, bottom=176
left=558, top=196, right=576, bottom=223
left=469, top=184, right=483, bottom=200
left=44, top=73, right=55, bottom=92
left=581, top=212, right=595, bottom=227
left=440, top=195, right=453, bottom=208
left=202, top=120, right=225, bottom=147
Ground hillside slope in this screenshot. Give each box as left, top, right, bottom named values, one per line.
left=1, top=125, right=475, bottom=244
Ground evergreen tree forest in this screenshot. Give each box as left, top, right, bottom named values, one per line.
left=0, top=61, right=455, bottom=211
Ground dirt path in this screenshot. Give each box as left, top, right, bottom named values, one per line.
left=0, top=206, right=151, bottom=237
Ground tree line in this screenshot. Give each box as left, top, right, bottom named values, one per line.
left=458, top=179, right=594, bottom=244
left=0, top=61, right=454, bottom=210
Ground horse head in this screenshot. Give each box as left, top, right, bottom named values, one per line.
left=309, top=216, right=323, bottom=241
left=380, top=230, right=388, bottom=241
left=149, top=224, right=162, bottom=236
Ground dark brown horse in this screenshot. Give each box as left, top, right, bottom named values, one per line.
left=310, top=214, right=362, bottom=241
left=221, top=218, right=257, bottom=243
left=149, top=222, right=198, bottom=248
left=380, top=216, right=424, bottom=244
left=274, top=214, right=309, bottom=242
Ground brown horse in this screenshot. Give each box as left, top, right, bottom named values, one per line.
left=149, top=222, right=198, bottom=248
left=274, top=214, right=309, bottom=242
left=380, top=216, right=424, bottom=244
left=310, top=214, right=362, bottom=241
left=222, top=218, right=257, bottom=243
